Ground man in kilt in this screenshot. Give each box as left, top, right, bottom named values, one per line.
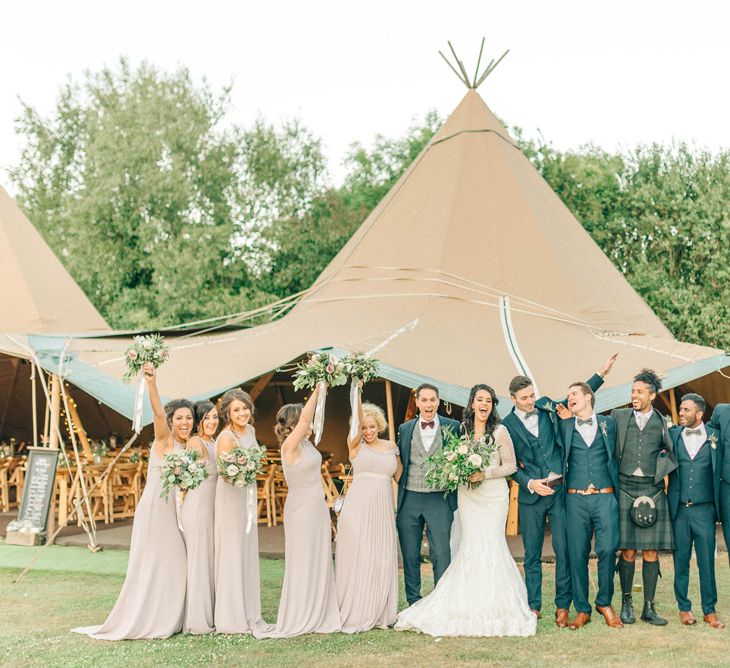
left=612, top=369, right=678, bottom=626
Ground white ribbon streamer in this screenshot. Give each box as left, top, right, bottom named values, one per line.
left=175, top=489, right=185, bottom=533
left=132, top=373, right=145, bottom=433
left=312, top=380, right=328, bottom=445
left=246, top=484, right=256, bottom=534
left=348, top=379, right=360, bottom=441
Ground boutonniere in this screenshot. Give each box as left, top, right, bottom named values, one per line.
left=710, top=434, right=718, bottom=449
left=664, top=414, right=674, bottom=429
left=544, top=401, right=554, bottom=413
left=600, top=421, right=608, bottom=437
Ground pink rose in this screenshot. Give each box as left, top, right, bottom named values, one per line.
left=127, top=350, right=138, bottom=361
left=326, top=364, right=335, bottom=374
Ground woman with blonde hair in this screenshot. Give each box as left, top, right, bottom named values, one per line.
left=180, top=400, right=219, bottom=634
left=335, top=384, right=402, bottom=632
left=213, top=388, right=267, bottom=634
left=255, top=385, right=341, bottom=637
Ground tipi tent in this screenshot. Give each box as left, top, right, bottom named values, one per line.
left=28, top=86, right=729, bottom=437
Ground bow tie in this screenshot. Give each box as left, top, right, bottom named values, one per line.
left=576, top=417, right=594, bottom=427
left=684, top=428, right=702, bottom=435
left=524, top=410, right=538, bottom=418
left=421, top=420, right=435, bottom=430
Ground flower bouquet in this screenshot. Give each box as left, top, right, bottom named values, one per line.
left=123, top=333, right=169, bottom=383
left=292, top=352, right=348, bottom=391
left=341, top=352, right=380, bottom=383
left=218, top=444, right=266, bottom=487
left=159, top=449, right=209, bottom=500
left=425, top=429, right=498, bottom=497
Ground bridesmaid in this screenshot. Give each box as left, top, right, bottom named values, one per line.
left=335, top=385, right=402, bottom=633
left=214, top=388, right=267, bottom=634
left=72, top=362, right=189, bottom=639
left=180, top=400, right=219, bottom=634
left=255, top=385, right=341, bottom=637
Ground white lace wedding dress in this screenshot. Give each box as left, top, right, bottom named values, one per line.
left=395, top=425, right=537, bottom=637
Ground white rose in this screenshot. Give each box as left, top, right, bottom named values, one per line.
left=143, top=339, right=153, bottom=350
left=468, top=453, right=483, bottom=468
left=234, top=479, right=245, bottom=487
left=226, top=464, right=239, bottom=477
left=247, top=460, right=257, bottom=470
left=457, top=444, right=469, bottom=455
left=188, top=463, right=198, bottom=472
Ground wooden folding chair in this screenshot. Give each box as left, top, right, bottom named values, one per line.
left=256, top=464, right=276, bottom=527
left=0, top=460, right=10, bottom=512
left=111, top=461, right=143, bottom=520
left=270, top=465, right=288, bottom=526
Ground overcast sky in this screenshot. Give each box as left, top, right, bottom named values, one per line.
left=2, top=0, right=728, bottom=192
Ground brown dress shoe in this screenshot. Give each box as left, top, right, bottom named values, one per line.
left=595, top=605, right=624, bottom=628
left=679, top=610, right=696, bottom=625
left=569, top=612, right=591, bottom=630
left=704, top=613, right=726, bottom=629
left=555, top=608, right=570, bottom=628
left=531, top=609, right=542, bottom=620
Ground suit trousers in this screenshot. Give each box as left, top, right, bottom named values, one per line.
left=672, top=502, right=718, bottom=615
left=396, top=490, right=454, bottom=605
left=519, top=484, right=571, bottom=611
left=566, top=493, right=619, bottom=614
left=721, top=481, right=730, bottom=567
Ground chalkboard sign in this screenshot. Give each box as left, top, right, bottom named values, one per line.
left=17, top=447, right=60, bottom=532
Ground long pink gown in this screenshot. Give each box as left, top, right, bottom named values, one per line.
left=72, top=443, right=187, bottom=639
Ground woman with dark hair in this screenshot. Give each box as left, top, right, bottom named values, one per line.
left=255, top=385, right=341, bottom=638
left=396, top=384, right=536, bottom=637
left=73, top=362, right=191, bottom=640
left=213, top=388, right=267, bottom=634
left=180, top=400, right=219, bottom=634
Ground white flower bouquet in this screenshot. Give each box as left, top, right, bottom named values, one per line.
left=123, top=333, right=169, bottom=382
left=292, top=352, right=348, bottom=391
left=217, top=444, right=266, bottom=487
left=341, top=352, right=380, bottom=383
left=159, top=449, right=209, bottom=500
left=425, top=429, right=498, bottom=496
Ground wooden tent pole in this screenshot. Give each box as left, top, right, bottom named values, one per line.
left=385, top=380, right=396, bottom=441
left=49, top=375, right=61, bottom=449
left=66, top=387, right=94, bottom=459
left=669, top=389, right=679, bottom=424
left=249, top=371, right=275, bottom=402
left=31, top=363, right=38, bottom=448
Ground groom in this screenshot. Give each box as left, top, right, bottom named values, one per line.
left=396, top=383, right=461, bottom=605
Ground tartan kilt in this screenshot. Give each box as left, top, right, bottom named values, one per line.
left=618, top=475, right=674, bottom=550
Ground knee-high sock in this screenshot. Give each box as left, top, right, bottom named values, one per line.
left=618, top=557, right=635, bottom=595
left=642, top=559, right=660, bottom=602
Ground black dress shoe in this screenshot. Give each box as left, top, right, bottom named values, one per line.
left=641, top=601, right=668, bottom=626
left=620, top=594, right=635, bottom=624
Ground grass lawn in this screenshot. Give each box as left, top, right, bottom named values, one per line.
left=1, top=545, right=729, bottom=667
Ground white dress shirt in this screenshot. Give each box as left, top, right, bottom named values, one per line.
left=634, top=408, right=654, bottom=431
left=681, top=423, right=707, bottom=460
left=418, top=414, right=441, bottom=453
left=575, top=413, right=599, bottom=446
left=515, top=408, right=539, bottom=438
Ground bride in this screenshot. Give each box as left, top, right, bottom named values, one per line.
left=395, top=384, right=537, bottom=637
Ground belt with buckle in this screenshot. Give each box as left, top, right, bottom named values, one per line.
left=546, top=477, right=563, bottom=489
left=567, top=485, right=615, bottom=495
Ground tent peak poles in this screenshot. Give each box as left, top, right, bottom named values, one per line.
left=439, top=39, right=509, bottom=90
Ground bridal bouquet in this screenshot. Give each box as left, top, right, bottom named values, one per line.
left=123, top=333, right=169, bottom=383
left=426, top=429, right=498, bottom=496
left=218, top=444, right=266, bottom=487
left=341, top=352, right=380, bottom=383
left=159, top=449, right=209, bottom=500
left=293, top=352, right=348, bottom=390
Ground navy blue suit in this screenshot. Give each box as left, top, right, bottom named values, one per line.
left=668, top=424, right=722, bottom=615
left=504, top=373, right=604, bottom=612
left=562, top=414, right=620, bottom=615
left=708, top=404, right=730, bottom=564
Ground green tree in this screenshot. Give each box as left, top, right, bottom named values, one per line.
left=11, top=59, right=327, bottom=329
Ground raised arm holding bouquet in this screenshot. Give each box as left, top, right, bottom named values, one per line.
left=341, top=352, right=381, bottom=441
left=124, top=334, right=170, bottom=433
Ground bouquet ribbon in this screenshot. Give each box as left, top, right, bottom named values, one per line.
left=246, top=484, right=256, bottom=534
left=132, top=373, right=145, bottom=434
left=313, top=380, right=328, bottom=445
left=348, top=379, right=360, bottom=441
left=175, top=489, right=185, bottom=533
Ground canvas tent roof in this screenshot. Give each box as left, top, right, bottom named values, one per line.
left=0, top=186, right=110, bottom=334
left=4, top=89, right=728, bottom=424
